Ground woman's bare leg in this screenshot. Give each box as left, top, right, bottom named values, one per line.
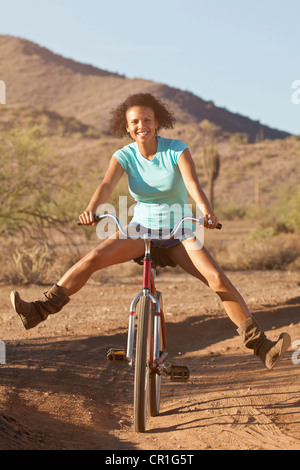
left=168, top=237, right=291, bottom=369
left=57, top=233, right=144, bottom=296
left=168, top=237, right=251, bottom=327
left=10, top=232, right=144, bottom=330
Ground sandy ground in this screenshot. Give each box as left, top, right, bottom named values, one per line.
left=0, top=268, right=300, bottom=451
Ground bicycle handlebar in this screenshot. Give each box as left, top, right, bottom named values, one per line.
left=77, top=214, right=222, bottom=240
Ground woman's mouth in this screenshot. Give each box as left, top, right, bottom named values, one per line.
left=136, top=131, right=149, bottom=137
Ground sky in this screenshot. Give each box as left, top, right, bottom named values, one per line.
left=1, top=0, right=300, bottom=135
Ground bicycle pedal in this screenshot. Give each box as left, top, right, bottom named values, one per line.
left=107, top=348, right=127, bottom=363
left=169, top=365, right=190, bottom=383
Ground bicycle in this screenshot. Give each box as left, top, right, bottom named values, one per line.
left=78, top=214, right=221, bottom=432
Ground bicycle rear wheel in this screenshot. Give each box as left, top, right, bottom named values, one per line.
left=149, top=291, right=163, bottom=417
left=134, top=295, right=152, bottom=432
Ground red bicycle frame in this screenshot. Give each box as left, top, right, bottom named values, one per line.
left=126, top=241, right=167, bottom=367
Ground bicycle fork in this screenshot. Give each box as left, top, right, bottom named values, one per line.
left=127, top=240, right=166, bottom=367
left=107, top=241, right=190, bottom=382
left=126, top=272, right=165, bottom=367
left=126, top=275, right=188, bottom=383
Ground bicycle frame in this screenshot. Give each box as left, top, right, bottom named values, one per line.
left=77, top=212, right=220, bottom=371
left=126, top=238, right=167, bottom=369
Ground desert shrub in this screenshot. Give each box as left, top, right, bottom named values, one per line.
left=228, top=133, right=249, bottom=146
left=11, top=245, right=52, bottom=284
left=217, top=234, right=300, bottom=271
left=249, top=226, right=277, bottom=240
left=275, top=186, right=300, bottom=232
left=0, top=126, right=99, bottom=284
left=0, top=233, right=88, bottom=285
left=0, top=126, right=85, bottom=237
left=214, top=200, right=246, bottom=220
left=247, top=186, right=300, bottom=237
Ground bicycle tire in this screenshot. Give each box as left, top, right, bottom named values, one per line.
left=134, top=295, right=152, bottom=432
left=149, top=291, right=163, bottom=417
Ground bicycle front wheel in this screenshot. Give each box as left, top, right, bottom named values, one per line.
left=134, top=295, right=152, bottom=432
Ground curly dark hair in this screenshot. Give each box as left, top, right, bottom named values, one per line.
left=109, top=93, right=176, bottom=138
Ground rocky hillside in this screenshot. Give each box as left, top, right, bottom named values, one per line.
left=0, top=34, right=290, bottom=141
left=1, top=34, right=298, bottom=214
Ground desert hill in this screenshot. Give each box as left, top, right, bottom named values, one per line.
left=0, top=35, right=291, bottom=141
left=0, top=34, right=299, bottom=215
left=0, top=35, right=299, bottom=281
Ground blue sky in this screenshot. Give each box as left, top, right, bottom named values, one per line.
left=1, top=0, right=299, bottom=135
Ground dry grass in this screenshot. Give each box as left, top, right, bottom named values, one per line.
left=2, top=227, right=299, bottom=287
left=210, top=233, right=300, bottom=271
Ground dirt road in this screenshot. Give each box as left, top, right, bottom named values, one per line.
left=0, top=269, right=299, bottom=450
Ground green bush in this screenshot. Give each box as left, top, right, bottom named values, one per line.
left=214, top=200, right=246, bottom=220
left=0, top=126, right=84, bottom=236
left=247, top=186, right=300, bottom=239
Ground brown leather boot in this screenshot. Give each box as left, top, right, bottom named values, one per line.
left=10, top=284, right=70, bottom=330
left=237, top=316, right=291, bottom=370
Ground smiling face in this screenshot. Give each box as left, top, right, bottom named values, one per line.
left=125, top=106, right=158, bottom=145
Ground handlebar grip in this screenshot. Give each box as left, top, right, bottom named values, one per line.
left=77, top=214, right=103, bottom=226
left=216, top=223, right=222, bottom=230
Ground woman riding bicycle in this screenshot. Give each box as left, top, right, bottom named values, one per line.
left=11, top=93, right=291, bottom=370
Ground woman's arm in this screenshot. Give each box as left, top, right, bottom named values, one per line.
left=79, top=156, right=124, bottom=225
left=178, top=148, right=220, bottom=229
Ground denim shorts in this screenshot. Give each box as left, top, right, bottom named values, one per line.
left=132, top=227, right=195, bottom=268
left=129, top=222, right=195, bottom=249
left=151, top=229, right=195, bottom=248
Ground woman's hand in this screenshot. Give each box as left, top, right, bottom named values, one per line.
left=78, top=210, right=97, bottom=226
left=203, top=212, right=220, bottom=229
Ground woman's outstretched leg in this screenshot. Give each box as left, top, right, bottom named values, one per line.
left=10, top=235, right=144, bottom=330
left=169, top=237, right=251, bottom=326
left=168, top=238, right=291, bottom=369
left=57, top=235, right=144, bottom=296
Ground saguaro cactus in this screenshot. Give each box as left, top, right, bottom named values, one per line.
left=202, top=138, right=220, bottom=208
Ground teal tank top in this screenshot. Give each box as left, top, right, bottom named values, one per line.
left=113, top=136, right=193, bottom=231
